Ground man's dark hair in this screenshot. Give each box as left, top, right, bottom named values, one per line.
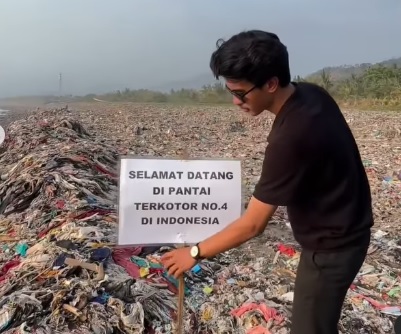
left=210, top=30, right=291, bottom=87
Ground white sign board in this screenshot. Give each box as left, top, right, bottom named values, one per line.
left=118, top=157, right=242, bottom=245
left=0, top=125, right=5, bottom=145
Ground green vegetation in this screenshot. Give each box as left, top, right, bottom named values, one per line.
left=2, top=57, right=400, bottom=110
left=303, top=62, right=401, bottom=109
left=85, top=84, right=232, bottom=104
left=85, top=58, right=401, bottom=110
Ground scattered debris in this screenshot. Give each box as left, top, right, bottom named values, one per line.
left=0, top=104, right=400, bottom=333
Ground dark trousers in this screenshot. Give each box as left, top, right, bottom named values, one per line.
left=290, top=242, right=369, bottom=334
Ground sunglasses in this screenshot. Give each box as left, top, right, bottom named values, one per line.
left=225, top=84, right=257, bottom=103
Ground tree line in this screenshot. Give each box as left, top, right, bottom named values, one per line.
left=85, top=64, right=401, bottom=109
left=300, top=64, right=401, bottom=109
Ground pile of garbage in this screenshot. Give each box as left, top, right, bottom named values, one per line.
left=0, top=106, right=400, bottom=333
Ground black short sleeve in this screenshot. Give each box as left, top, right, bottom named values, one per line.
left=253, top=134, right=313, bottom=206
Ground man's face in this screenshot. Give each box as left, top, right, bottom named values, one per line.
left=225, top=79, right=277, bottom=116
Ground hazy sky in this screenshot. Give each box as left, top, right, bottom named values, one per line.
left=0, top=0, right=400, bottom=98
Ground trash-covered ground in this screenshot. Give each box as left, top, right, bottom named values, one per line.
left=0, top=103, right=400, bottom=333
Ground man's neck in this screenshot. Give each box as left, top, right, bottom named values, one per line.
left=269, top=83, right=296, bottom=115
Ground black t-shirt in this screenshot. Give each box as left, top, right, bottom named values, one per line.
left=253, top=82, right=373, bottom=251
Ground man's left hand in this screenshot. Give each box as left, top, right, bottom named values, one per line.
left=161, top=247, right=197, bottom=278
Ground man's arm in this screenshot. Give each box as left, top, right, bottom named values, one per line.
left=197, top=196, right=277, bottom=259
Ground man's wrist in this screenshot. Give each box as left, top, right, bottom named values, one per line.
left=197, top=242, right=205, bottom=260
left=190, top=242, right=205, bottom=260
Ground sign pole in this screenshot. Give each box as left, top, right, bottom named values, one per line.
left=176, top=150, right=188, bottom=334
left=176, top=260, right=185, bottom=334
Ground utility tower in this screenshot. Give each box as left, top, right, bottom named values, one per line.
left=59, top=73, right=63, bottom=97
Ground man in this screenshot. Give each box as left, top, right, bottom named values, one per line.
left=161, top=30, right=373, bottom=334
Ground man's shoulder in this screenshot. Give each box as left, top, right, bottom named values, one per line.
left=295, top=81, right=332, bottom=98
left=291, top=82, right=339, bottom=114
left=280, top=83, right=343, bottom=130
left=269, top=82, right=349, bottom=152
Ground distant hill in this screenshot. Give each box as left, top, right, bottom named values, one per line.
left=153, top=57, right=401, bottom=91
left=306, top=57, right=401, bottom=81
